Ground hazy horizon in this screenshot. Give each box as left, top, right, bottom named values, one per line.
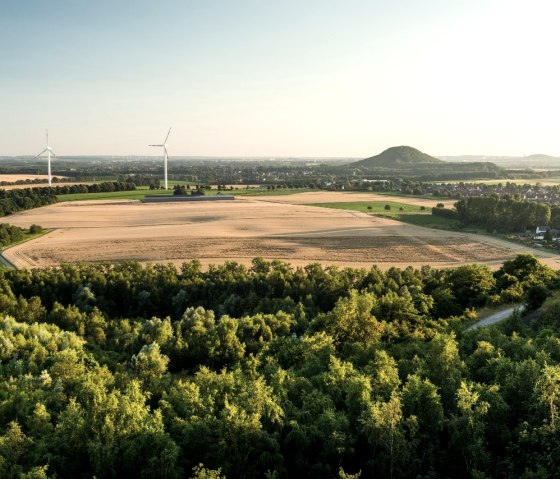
left=2, top=0, right=559, bottom=157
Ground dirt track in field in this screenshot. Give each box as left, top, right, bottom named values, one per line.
left=1, top=192, right=559, bottom=270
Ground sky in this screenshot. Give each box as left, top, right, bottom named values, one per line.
left=1, top=0, right=559, bottom=157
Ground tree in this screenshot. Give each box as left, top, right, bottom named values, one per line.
left=534, top=364, right=560, bottom=430
left=446, top=264, right=496, bottom=308
left=360, top=392, right=413, bottom=479
left=131, top=342, right=170, bottom=388
left=191, top=464, right=226, bottom=479
left=384, top=204, right=391, bottom=211
left=448, top=381, right=491, bottom=475
left=313, top=290, right=383, bottom=346
left=29, top=224, right=43, bottom=234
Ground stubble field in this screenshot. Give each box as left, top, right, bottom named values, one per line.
left=1, top=191, right=559, bottom=270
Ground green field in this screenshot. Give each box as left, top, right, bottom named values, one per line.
left=56, top=187, right=170, bottom=202
left=56, top=186, right=314, bottom=202
left=311, top=201, right=458, bottom=229
left=4, top=228, right=52, bottom=249
left=310, top=200, right=425, bottom=214
left=364, top=190, right=449, bottom=200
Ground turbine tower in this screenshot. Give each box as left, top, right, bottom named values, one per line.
left=36, top=130, right=56, bottom=187
left=149, top=127, right=172, bottom=190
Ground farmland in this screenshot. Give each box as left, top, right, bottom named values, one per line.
left=1, top=191, right=558, bottom=270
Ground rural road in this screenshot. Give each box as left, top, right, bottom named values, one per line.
left=466, top=305, right=521, bottom=331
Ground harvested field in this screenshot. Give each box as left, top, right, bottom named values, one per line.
left=0, top=174, right=68, bottom=183
left=1, top=195, right=559, bottom=270
left=256, top=191, right=452, bottom=208
left=0, top=181, right=90, bottom=191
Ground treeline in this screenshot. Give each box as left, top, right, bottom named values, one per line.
left=346, top=162, right=505, bottom=181
left=432, top=206, right=459, bottom=220
left=454, top=196, right=551, bottom=231
left=120, top=174, right=161, bottom=189
left=0, top=182, right=136, bottom=217
left=0, top=223, right=24, bottom=247
left=1, top=255, right=560, bottom=478
left=0, top=189, right=57, bottom=216
left=36, top=181, right=136, bottom=195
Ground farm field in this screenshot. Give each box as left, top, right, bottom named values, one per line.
left=0, top=174, right=66, bottom=182
left=1, top=192, right=559, bottom=270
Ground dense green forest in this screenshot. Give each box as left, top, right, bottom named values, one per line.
left=0, top=256, right=560, bottom=478
left=455, top=197, right=551, bottom=232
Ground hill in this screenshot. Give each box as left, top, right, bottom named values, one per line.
left=351, top=146, right=445, bottom=168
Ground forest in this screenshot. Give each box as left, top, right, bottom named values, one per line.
left=454, top=197, right=551, bottom=232
left=0, top=255, right=559, bottom=478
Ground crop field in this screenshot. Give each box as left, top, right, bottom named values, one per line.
left=1, top=191, right=559, bottom=270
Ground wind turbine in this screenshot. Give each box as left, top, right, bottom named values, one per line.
left=149, top=127, right=172, bottom=190
left=36, top=130, right=56, bottom=186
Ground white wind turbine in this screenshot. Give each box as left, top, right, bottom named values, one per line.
left=149, top=127, right=172, bottom=190
left=36, top=130, right=56, bottom=186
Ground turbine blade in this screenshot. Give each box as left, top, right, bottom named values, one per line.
left=37, top=148, right=48, bottom=157
left=46, top=129, right=49, bottom=146
left=164, top=127, right=171, bottom=144
left=148, top=144, right=164, bottom=147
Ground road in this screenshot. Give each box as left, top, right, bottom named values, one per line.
left=466, top=305, right=521, bottom=331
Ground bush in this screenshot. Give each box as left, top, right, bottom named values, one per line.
left=384, top=204, right=391, bottom=211
left=432, top=207, right=458, bottom=220
left=29, top=224, right=43, bottom=234
left=525, top=284, right=549, bottom=311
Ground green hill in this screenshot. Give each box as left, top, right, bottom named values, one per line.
left=352, top=146, right=445, bottom=168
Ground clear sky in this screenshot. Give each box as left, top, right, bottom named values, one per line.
left=1, top=0, right=559, bottom=157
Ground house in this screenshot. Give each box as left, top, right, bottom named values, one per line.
left=535, top=225, right=553, bottom=241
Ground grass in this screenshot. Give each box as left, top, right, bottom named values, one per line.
left=0, top=227, right=52, bottom=269
left=310, top=201, right=425, bottom=214
left=364, top=191, right=449, bottom=201
left=2, top=228, right=52, bottom=250
left=311, top=201, right=460, bottom=229
left=56, top=187, right=171, bottom=202
left=56, top=186, right=314, bottom=202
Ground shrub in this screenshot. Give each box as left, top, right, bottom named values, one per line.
left=29, top=224, right=43, bottom=235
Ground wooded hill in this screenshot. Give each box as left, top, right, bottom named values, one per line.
left=346, top=146, right=505, bottom=180
left=351, top=146, right=444, bottom=168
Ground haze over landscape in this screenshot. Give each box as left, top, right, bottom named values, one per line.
left=3, top=2, right=560, bottom=479
left=2, top=0, right=560, bottom=157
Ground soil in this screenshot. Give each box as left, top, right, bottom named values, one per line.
left=1, top=193, right=559, bottom=270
